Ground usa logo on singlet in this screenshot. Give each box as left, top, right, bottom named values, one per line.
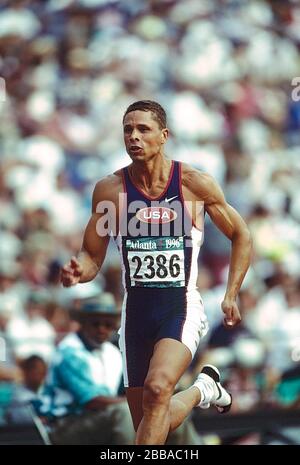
left=136, top=207, right=177, bottom=224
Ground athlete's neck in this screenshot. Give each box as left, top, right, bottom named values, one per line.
left=129, top=157, right=172, bottom=190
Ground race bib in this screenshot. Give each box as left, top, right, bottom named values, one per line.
left=125, top=236, right=185, bottom=288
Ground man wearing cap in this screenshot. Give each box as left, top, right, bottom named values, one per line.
left=34, top=292, right=135, bottom=445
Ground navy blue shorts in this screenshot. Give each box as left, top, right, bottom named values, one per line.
left=118, top=287, right=208, bottom=387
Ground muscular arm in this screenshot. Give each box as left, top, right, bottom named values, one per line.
left=61, top=177, right=117, bottom=287
left=188, top=170, right=252, bottom=326
left=77, top=211, right=110, bottom=283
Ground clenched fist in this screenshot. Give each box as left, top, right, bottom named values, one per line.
left=221, top=299, right=242, bottom=328
left=61, top=256, right=83, bottom=287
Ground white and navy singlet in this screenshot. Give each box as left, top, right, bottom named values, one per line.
left=115, top=161, right=209, bottom=387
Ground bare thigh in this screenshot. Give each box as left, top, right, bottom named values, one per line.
left=145, top=337, right=192, bottom=388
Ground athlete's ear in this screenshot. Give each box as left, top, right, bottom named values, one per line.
left=161, top=128, right=169, bottom=143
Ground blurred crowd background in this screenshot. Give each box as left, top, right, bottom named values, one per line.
left=1, top=0, right=300, bottom=445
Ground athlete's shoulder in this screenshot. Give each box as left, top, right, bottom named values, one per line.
left=92, top=170, right=124, bottom=204
left=180, top=162, right=216, bottom=190
left=179, top=162, right=223, bottom=205
left=95, top=171, right=123, bottom=191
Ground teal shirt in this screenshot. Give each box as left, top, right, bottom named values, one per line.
left=276, top=378, right=300, bottom=405
left=34, top=332, right=122, bottom=419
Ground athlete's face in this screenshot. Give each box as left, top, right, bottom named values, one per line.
left=123, top=110, right=169, bottom=161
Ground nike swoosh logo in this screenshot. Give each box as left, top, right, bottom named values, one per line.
left=165, top=195, right=178, bottom=203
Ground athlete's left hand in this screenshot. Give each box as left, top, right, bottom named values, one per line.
left=221, top=299, right=241, bottom=328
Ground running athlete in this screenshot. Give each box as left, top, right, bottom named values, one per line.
left=61, top=100, right=252, bottom=445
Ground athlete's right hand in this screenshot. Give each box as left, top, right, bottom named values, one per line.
left=61, top=256, right=83, bottom=287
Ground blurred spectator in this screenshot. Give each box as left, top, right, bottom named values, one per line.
left=6, top=291, right=56, bottom=362
left=264, top=363, right=300, bottom=445
left=0, top=296, right=20, bottom=372
left=275, top=363, right=300, bottom=409
left=34, top=292, right=135, bottom=445
left=13, top=355, right=47, bottom=404
left=103, top=264, right=123, bottom=310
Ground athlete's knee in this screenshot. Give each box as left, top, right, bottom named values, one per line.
left=143, top=372, right=175, bottom=406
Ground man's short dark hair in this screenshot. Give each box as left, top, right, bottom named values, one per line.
left=20, top=355, right=46, bottom=370
left=123, top=100, right=167, bottom=129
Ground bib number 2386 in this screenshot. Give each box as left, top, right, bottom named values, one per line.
left=126, top=237, right=185, bottom=288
